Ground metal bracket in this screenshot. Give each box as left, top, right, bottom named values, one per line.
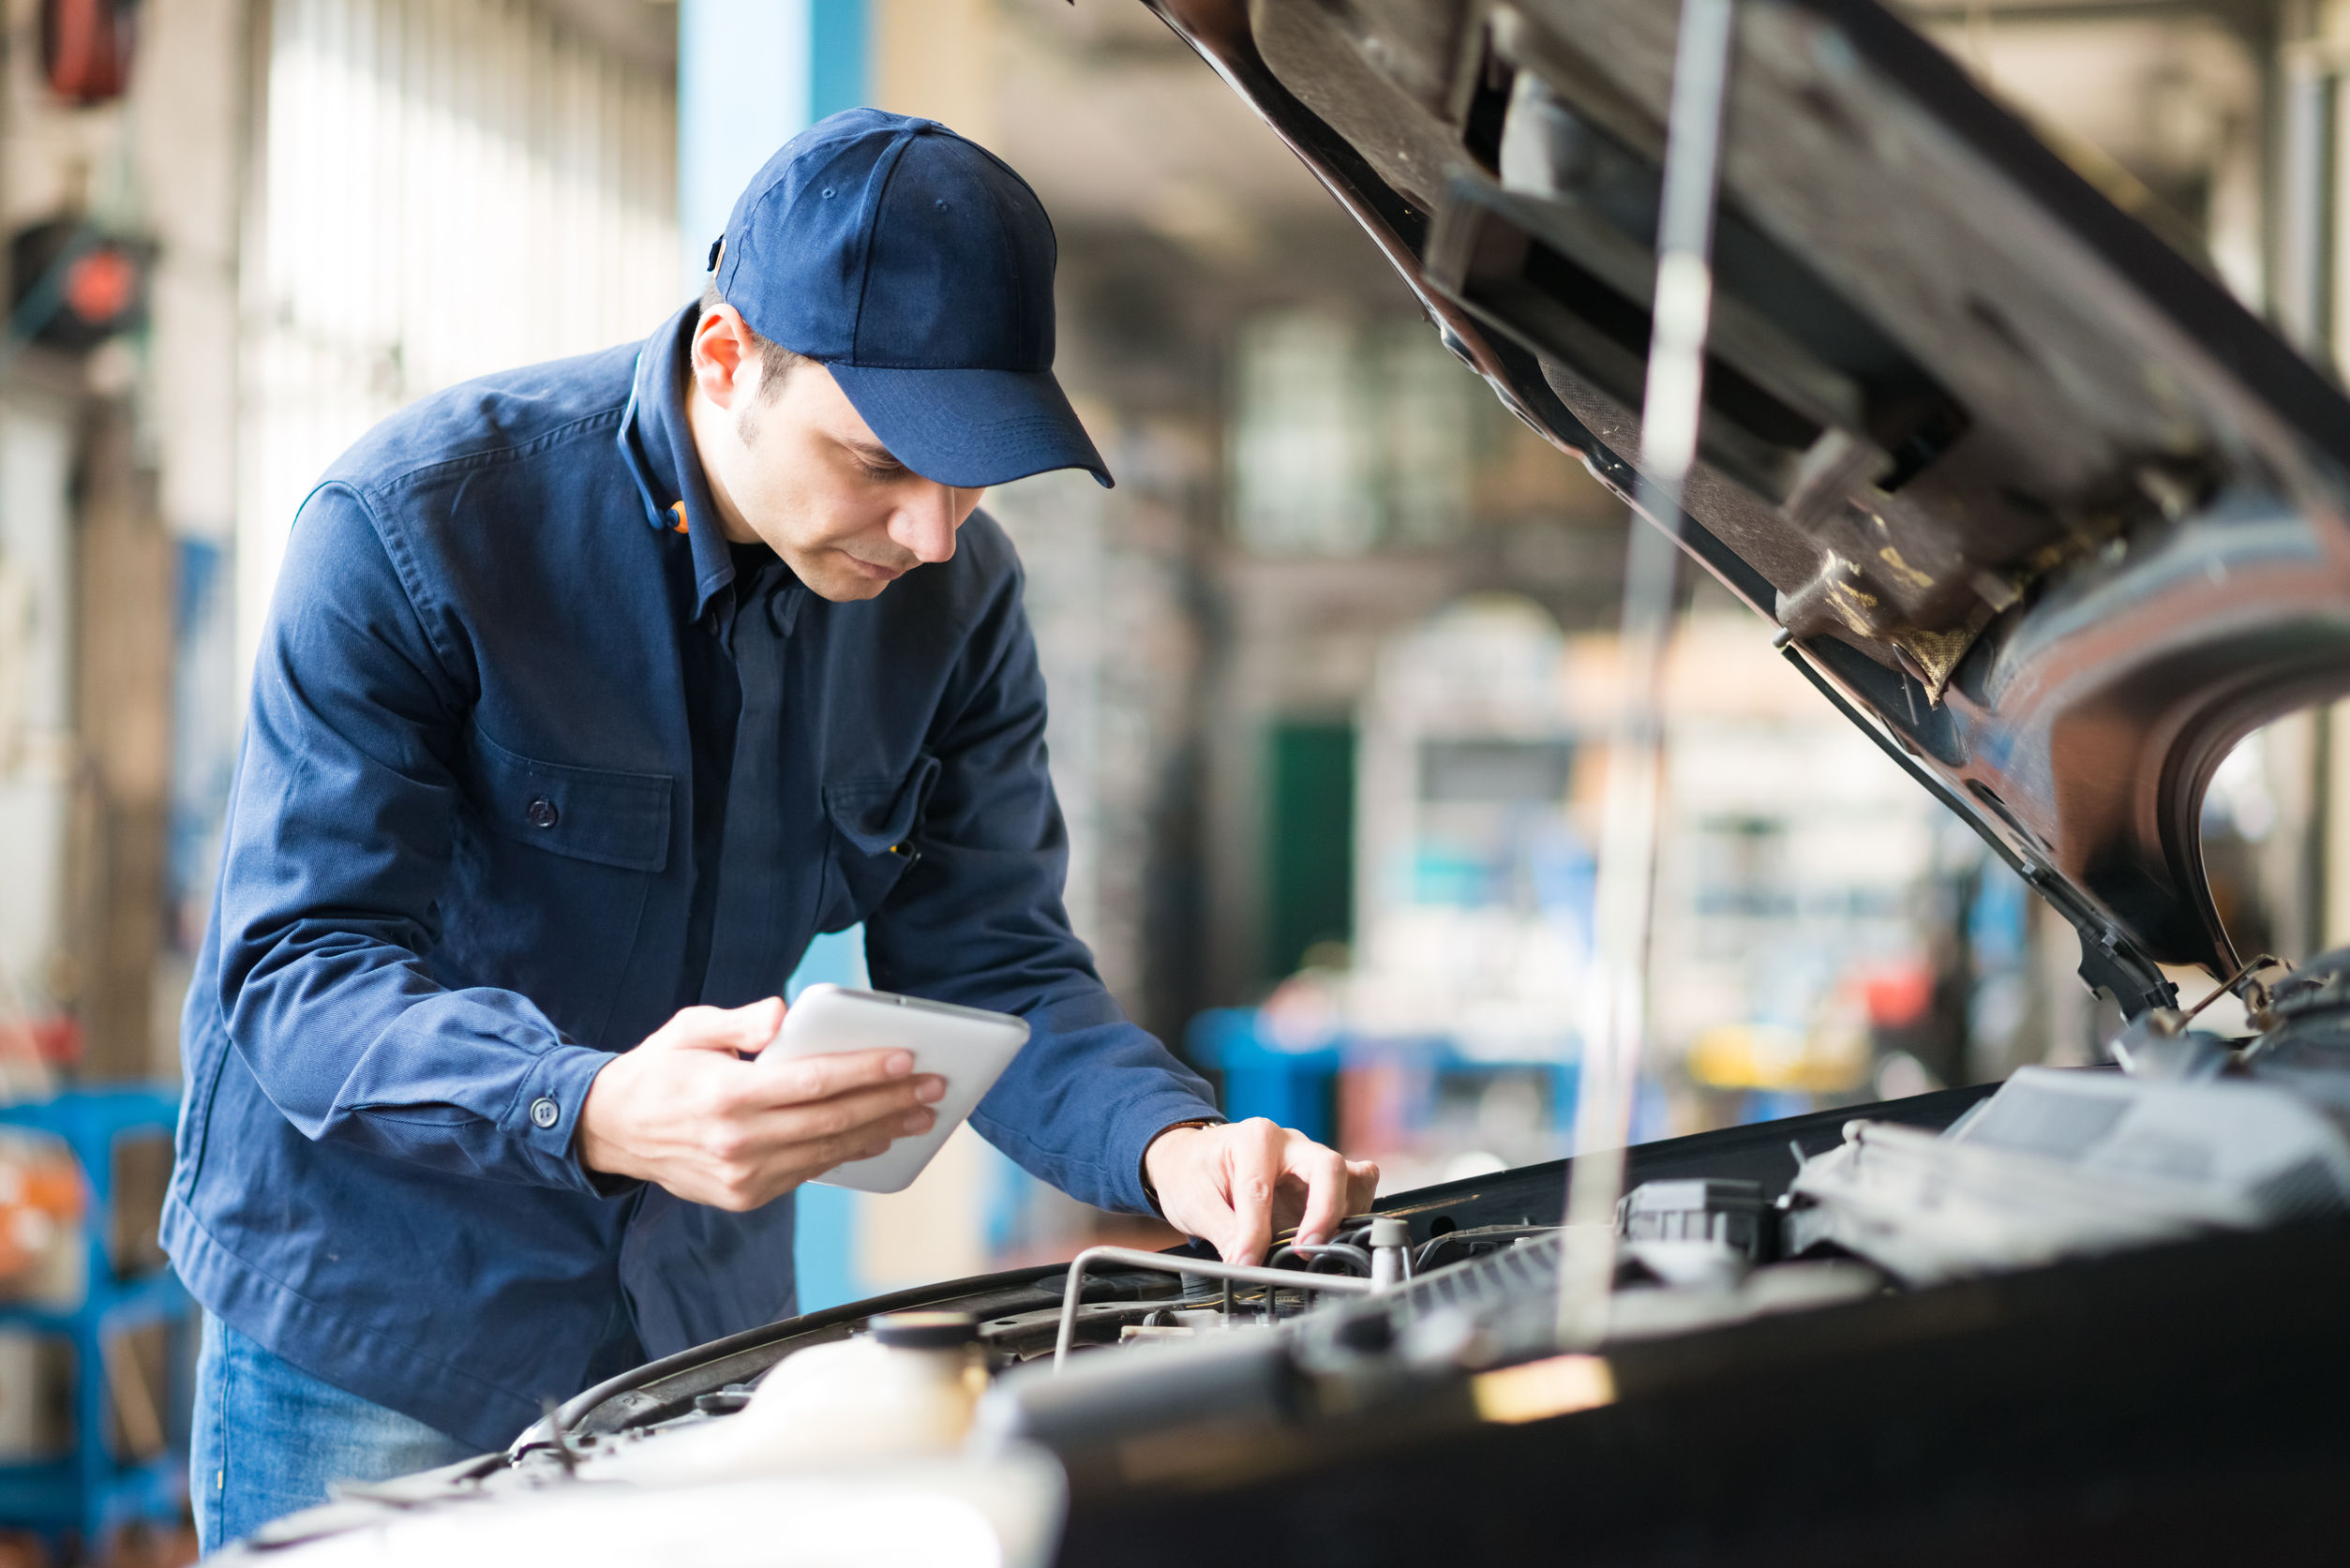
left=1051, top=1246, right=1377, bottom=1370
left=2075, top=927, right=2180, bottom=1020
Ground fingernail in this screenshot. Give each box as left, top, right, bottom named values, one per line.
left=901, top=1110, right=933, bottom=1134
left=915, top=1077, right=945, bottom=1103
left=884, top=1051, right=914, bottom=1077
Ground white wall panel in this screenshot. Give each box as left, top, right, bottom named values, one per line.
left=239, top=0, right=678, bottom=682
left=0, top=402, right=79, bottom=1012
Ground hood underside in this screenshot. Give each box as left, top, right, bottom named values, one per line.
left=1151, top=0, right=2350, bottom=1007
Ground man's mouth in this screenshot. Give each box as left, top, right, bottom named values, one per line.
left=844, top=554, right=907, bottom=583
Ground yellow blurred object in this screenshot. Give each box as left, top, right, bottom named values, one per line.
left=1688, top=1016, right=1872, bottom=1094
left=1472, top=1354, right=1616, bottom=1425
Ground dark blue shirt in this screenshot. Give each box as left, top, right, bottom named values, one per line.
left=161, top=306, right=1220, bottom=1452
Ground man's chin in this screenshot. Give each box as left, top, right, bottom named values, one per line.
left=791, top=555, right=903, bottom=603
left=804, top=573, right=891, bottom=603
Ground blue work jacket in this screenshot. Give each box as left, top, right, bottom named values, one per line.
left=160, top=305, right=1220, bottom=1452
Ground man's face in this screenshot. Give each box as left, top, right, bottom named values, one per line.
left=686, top=306, right=985, bottom=603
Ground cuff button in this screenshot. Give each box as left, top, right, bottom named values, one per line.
left=530, top=1096, right=561, bottom=1128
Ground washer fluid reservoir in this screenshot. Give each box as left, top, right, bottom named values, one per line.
left=606, top=1311, right=985, bottom=1483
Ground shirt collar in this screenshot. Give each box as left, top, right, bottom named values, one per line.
left=618, top=303, right=749, bottom=623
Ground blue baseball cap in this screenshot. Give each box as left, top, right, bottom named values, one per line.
left=711, top=109, right=1111, bottom=489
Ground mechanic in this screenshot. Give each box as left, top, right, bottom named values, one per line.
left=164, top=109, right=1378, bottom=1550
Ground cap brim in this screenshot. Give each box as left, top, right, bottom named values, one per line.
left=827, top=363, right=1113, bottom=489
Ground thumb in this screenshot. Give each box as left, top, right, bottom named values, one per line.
left=644, top=998, right=786, bottom=1055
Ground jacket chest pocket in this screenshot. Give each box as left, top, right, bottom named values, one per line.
left=818, top=754, right=939, bottom=931
left=469, top=729, right=672, bottom=871
left=448, top=727, right=675, bottom=1043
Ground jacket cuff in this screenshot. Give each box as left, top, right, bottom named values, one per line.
left=511, top=1044, right=621, bottom=1194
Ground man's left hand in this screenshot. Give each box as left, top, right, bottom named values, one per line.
left=1143, top=1119, right=1380, bottom=1266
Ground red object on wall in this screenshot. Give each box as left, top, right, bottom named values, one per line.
left=24, top=1017, right=82, bottom=1067
left=1856, top=960, right=1936, bottom=1030
left=62, top=246, right=135, bottom=323
left=41, top=0, right=137, bottom=104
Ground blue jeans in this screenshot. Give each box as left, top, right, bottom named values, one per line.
left=191, top=1311, right=479, bottom=1554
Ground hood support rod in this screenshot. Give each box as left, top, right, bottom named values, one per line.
left=1556, top=0, right=1742, bottom=1350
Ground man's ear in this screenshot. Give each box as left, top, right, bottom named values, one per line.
left=690, top=304, right=758, bottom=411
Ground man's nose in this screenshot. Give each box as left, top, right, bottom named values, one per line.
left=888, top=484, right=965, bottom=564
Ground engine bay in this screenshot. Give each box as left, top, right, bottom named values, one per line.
left=219, top=950, right=2350, bottom=1566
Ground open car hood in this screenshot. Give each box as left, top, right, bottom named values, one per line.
left=1150, top=0, right=2350, bottom=1008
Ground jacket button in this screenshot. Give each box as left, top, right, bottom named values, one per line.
left=525, top=797, right=559, bottom=829
left=530, top=1097, right=560, bottom=1129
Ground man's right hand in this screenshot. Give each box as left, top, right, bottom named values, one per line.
left=576, top=998, right=944, bottom=1210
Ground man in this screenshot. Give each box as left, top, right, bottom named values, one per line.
left=166, top=109, right=1377, bottom=1549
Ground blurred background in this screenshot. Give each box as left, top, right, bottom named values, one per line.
left=0, top=0, right=2347, bottom=1556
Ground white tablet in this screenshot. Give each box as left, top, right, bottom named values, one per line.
left=767, top=983, right=1029, bottom=1194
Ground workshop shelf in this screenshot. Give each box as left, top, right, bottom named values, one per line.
left=0, top=1087, right=188, bottom=1554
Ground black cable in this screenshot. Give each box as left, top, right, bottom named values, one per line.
left=1267, top=1241, right=1373, bottom=1276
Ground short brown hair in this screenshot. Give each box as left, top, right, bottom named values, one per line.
left=697, top=279, right=807, bottom=400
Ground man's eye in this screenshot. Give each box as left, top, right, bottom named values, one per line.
left=859, top=459, right=906, bottom=480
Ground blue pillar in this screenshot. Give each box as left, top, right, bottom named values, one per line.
left=677, top=0, right=869, bottom=295
left=809, top=2, right=870, bottom=123
left=677, top=0, right=870, bottom=1310
left=785, top=929, right=870, bottom=1310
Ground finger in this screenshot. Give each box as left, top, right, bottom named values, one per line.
left=1221, top=1120, right=1283, bottom=1266
left=735, top=1080, right=937, bottom=1154
left=1285, top=1139, right=1355, bottom=1247
left=1167, top=1188, right=1240, bottom=1262
left=648, top=998, right=786, bottom=1055
left=771, top=1110, right=938, bottom=1190
left=728, top=1116, right=914, bottom=1208
left=748, top=1047, right=925, bottom=1108
left=1345, top=1158, right=1382, bottom=1217
left=731, top=996, right=788, bottom=1054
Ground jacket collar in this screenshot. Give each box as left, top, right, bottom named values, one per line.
left=618, top=304, right=750, bottom=624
